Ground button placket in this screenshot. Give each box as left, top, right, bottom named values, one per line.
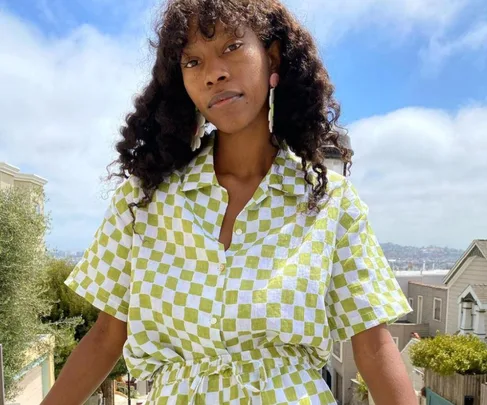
left=210, top=272, right=224, bottom=331
left=208, top=250, right=227, bottom=346
left=210, top=261, right=226, bottom=328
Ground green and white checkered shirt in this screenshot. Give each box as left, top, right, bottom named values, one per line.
left=65, top=134, right=411, bottom=404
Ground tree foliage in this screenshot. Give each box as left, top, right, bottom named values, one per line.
left=42, top=258, right=127, bottom=392
left=354, top=372, right=369, bottom=401
left=410, top=333, right=487, bottom=376
left=0, top=186, right=127, bottom=404
left=0, top=187, right=51, bottom=400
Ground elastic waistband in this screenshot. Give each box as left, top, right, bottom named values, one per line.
left=151, top=345, right=323, bottom=386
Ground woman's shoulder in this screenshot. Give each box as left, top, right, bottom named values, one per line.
left=325, top=169, right=350, bottom=197
left=305, top=168, right=350, bottom=204
left=318, top=170, right=368, bottom=217
left=111, top=172, right=183, bottom=207
left=112, top=175, right=142, bottom=203
left=326, top=169, right=357, bottom=197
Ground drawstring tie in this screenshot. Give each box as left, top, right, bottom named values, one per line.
left=189, top=360, right=268, bottom=405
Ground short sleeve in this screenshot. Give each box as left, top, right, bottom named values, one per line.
left=64, top=178, right=137, bottom=322
left=325, top=179, right=412, bottom=341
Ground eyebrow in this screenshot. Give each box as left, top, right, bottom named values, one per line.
left=183, top=31, right=238, bottom=53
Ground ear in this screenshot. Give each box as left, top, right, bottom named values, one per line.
left=267, top=40, right=281, bottom=73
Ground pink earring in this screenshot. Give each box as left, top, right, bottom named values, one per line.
left=268, top=73, right=279, bottom=134
left=191, top=109, right=206, bottom=151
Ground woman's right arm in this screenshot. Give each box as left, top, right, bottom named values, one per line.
left=40, top=311, right=128, bottom=405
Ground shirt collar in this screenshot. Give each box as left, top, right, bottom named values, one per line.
left=181, top=132, right=307, bottom=197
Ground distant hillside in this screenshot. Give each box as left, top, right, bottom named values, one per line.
left=49, top=249, right=84, bottom=263
left=381, top=242, right=463, bottom=270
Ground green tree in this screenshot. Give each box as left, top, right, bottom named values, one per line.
left=410, top=333, right=487, bottom=376
left=0, top=187, right=51, bottom=400
left=43, top=257, right=128, bottom=405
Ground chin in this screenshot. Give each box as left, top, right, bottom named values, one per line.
left=212, top=119, right=249, bottom=135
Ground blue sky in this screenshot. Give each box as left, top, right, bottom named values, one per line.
left=4, top=0, right=486, bottom=122
left=0, top=0, right=486, bottom=251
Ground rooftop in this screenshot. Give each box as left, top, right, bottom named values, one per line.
left=471, top=284, right=487, bottom=304
left=394, top=269, right=450, bottom=277
left=0, top=162, right=48, bottom=186
left=408, top=281, right=448, bottom=290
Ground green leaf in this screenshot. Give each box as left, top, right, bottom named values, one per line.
left=410, top=333, right=487, bottom=376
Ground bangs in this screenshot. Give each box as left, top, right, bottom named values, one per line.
left=157, top=0, right=269, bottom=65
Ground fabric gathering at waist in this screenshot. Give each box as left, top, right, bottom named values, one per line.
left=151, top=344, right=323, bottom=386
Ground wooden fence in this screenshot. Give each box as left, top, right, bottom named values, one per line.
left=425, top=369, right=487, bottom=405
left=480, top=383, right=487, bottom=405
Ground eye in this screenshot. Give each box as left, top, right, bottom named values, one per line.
left=183, top=59, right=199, bottom=69
left=224, top=42, right=243, bottom=53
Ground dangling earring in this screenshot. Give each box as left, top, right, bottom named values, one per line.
left=191, top=109, right=206, bottom=151
left=268, top=73, right=279, bottom=134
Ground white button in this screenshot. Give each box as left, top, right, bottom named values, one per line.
left=211, top=317, right=218, bottom=325
left=219, top=264, right=225, bottom=272
left=235, top=229, right=243, bottom=235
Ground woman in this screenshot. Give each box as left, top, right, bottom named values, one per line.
left=42, top=1, right=416, bottom=404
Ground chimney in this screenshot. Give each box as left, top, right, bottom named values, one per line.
left=323, top=128, right=354, bottom=177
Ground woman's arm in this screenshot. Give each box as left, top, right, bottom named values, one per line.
left=351, top=324, right=417, bottom=405
left=41, top=312, right=127, bottom=405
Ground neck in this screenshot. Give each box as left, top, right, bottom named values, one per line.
left=214, top=113, right=278, bottom=180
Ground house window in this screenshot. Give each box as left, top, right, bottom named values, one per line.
left=459, top=300, right=474, bottom=333
left=332, top=341, right=342, bottom=362
left=408, top=297, right=414, bottom=308
left=417, top=296, right=423, bottom=324
left=433, top=298, right=442, bottom=322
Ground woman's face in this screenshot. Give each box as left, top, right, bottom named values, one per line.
left=181, top=22, right=277, bottom=134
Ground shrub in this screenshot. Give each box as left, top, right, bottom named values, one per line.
left=409, top=334, right=487, bottom=376
left=354, top=372, right=369, bottom=401
left=116, top=384, right=140, bottom=399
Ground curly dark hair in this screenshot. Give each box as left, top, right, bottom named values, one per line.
left=109, top=0, right=347, bottom=210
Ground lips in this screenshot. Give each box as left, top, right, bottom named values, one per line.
left=208, top=91, right=243, bottom=108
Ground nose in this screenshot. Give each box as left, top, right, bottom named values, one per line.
left=205, top=58, right=229, bottom=87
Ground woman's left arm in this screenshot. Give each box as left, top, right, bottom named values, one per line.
left=351, top=323, right=418, bottom=405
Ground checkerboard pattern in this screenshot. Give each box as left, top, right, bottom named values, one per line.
left=325, top=181, right=412, bottom=341
left=64, top=178, right=137, bottom=322
left=65, top=132, right=411, bottom=404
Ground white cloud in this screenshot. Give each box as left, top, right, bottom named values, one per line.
left=0, top=10, right=151, bottom=251
left=421, top=22, right=487, bottom=74
left=285, top=0, right=486, bottom=74
left=285, top=0, right=469, bottom=45
left=0, top=7, right=485, bottom=252
left=348, top=105, right=487, bottom=249
left=32, top=0, right=159, bottom=34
